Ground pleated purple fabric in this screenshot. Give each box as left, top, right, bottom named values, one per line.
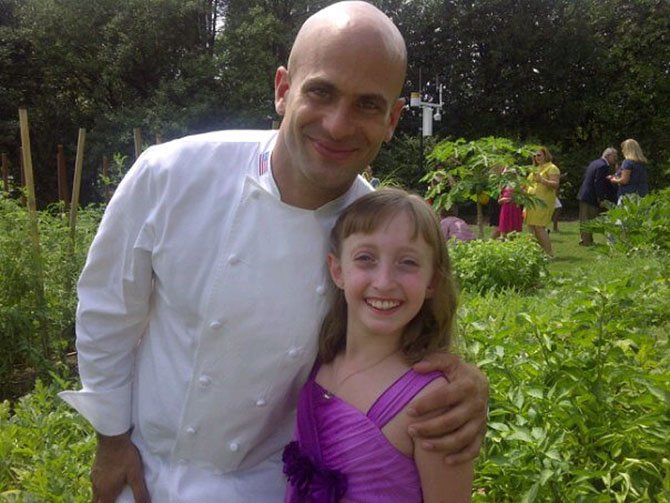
left=283, top=366, right=443, bottom=502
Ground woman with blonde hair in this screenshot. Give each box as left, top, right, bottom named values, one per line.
left=525, top=147, right=560, bottom=256
left=608, top=139, right=649, bottom=201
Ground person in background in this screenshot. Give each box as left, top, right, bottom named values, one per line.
left=577, top=147, right=618, bottom=246
left=608, top=139, right=649, bottom=201
left=58, top=2, right=488, bottom=502
left=525, top=147, right=560, bottom=256
left=497, top=168, right=523, bottom=237
left=363, top=165, right=381, bottom=189
left=440, top=210, right=476, bottom=243
left=284, top=188, right=473, bottom=502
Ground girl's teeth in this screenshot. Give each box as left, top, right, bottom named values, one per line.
left=368, top=299, right=399, bottom=310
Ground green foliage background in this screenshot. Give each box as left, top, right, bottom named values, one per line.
left=0, top=197, right=101, bottom=399
left=1, top=0, right=668, bottom=205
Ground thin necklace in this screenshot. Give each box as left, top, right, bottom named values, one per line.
left=328, top=349, right=400, bottom=396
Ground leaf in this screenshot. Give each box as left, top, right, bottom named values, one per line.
left=521, top=482, right=540, bottom=503
left=488, top=422, right=511, bottom=432
left=539, top=469, right=553, bottom=485
left=508, top=427, right=533, bottom=443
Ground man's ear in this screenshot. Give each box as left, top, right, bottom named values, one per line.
left=327, top=253, right=344, bottom=289
left=274, top=66, right=290, bottom=116
left=385, top=97, right=406, bottom=143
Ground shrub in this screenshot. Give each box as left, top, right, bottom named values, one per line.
left=0, top=379, right=94, bottom=501
left=461, top=260, right=670, bottom=501
left=584, top=187, right=670, bottom=255
left=448, top=234, right=548, bottom=293
left=0, top=197, right=102, bottom=399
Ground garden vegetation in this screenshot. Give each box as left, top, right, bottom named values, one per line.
left=1, top=189, right=668, bottom=501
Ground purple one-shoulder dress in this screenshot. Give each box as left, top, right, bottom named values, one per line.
left=283, top=365, right=443, bottom=502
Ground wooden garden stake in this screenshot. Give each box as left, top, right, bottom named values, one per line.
left=134, top=127, right=143, bottom=159
left=1, top=153, right=8, bottom=192
left=18, top=109, right=39, bottom=217
left=18, top=145, right=25, bottom=205
left=69, top=128, right=86, bottom=242
left=18, top=108, right=50, bottom=358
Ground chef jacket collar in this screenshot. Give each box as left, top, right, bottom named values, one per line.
left=259, top=144, right=365, bottom=222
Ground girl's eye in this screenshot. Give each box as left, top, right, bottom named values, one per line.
left=400, top=258, right=419, bottom=267
left=354, top=253, right=374, bottom=263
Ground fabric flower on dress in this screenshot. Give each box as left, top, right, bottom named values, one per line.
left=282, top=441, right=348, bottom=502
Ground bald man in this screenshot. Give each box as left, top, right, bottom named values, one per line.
left=59, top=2, right=488, bottom=501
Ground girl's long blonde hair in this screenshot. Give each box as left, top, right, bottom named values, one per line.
left=319, top=188, right=458, bottom=364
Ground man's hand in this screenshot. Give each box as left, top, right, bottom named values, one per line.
left=92, top=431, right=150, bottom=503
left=408, top=352, right=488, bottom=464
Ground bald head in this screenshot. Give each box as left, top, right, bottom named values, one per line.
left=288, top=1, right=407, bottom=94
left=271, top=1, right=408, bottom=210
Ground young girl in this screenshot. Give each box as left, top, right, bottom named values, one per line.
left=282, top=188, right=473, bottom=502
left=497, top=168, right=523, bottom=236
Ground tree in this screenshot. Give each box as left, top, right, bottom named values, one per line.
left=423, top=136, right=540, bottom=237
left=0, top=0, right=223, bottom=204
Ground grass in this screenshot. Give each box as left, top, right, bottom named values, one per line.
left=546, top=220, right=599, bottom=274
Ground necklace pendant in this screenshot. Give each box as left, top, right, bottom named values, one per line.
left=323, top=391, right=333, bottom=400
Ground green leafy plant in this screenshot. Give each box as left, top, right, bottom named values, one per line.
left=0, top=197, right=102, bottom=399
left=448, top=233, right=548, bottom=293
left=422, top=137, right=542, bottom=237
left=584, top=188, right=670, bottom=256
left=97, top=153, right=130, bottom=201
left=462, top=260, right=669, bottom=501
left=0, top=379, right=95, bottom=501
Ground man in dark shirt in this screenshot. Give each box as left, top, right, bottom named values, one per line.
left=577, top=147, right=618, bottom=245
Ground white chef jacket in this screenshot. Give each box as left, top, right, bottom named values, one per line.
left=59, top=130, right=372, bottom=501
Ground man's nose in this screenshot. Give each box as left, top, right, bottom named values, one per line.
left=322, top=102, right=355, bottom=139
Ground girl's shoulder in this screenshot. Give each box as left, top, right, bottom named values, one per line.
left=379, top=372, right=448, bottom=457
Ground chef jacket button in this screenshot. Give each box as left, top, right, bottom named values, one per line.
left=255, top=398, right=267, bottom=407
left=287, top=348, right=299, bottom=358
left=316, top=285, right=326, bottom=295
left=186, top=426, right=197, bottom=435
left=228, top=254, right=240, bottom=265
left=229, top=442, right=240, bottom=452
left=198, top=375, right=211, bottom=387
left=209, top=321, right=222, bottom=330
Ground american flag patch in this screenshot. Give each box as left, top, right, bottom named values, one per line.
left=258, top=151, right=270, bottom=176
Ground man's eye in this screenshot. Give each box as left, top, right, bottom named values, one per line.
left=359, top=99, right=383, bottom=112
left=308, top=87, right=330, bottom=99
